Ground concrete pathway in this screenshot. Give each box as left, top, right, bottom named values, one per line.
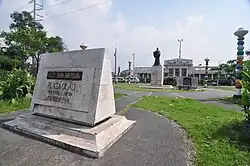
left=0, top=105, right=189, bottom=166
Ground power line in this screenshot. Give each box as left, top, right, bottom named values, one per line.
left=45, top=0, right=75, bottom=8
left=43, top=0, right=112, bottom=20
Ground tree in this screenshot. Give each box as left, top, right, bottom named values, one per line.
left=0, top=11, right=65, bottom=73
left=9, top=11, right=43, bottom=30
left=213, top=60, right=237, bottom=79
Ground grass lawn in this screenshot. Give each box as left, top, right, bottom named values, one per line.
left=209, top=86, right=235, bottom=91
left=115, top=83, right=203, bottom=92
left=133, top=96, right=250, bottom=166
left=114, top=93, right=126, bottom=99
left=0, top=97, right=31, bottom=114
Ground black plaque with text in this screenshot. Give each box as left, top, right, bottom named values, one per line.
left=47, top=71, right=83, bottom=81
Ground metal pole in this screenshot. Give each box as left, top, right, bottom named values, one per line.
left=178, top=39, right=183, bottom=77
left=32, top=0, right=36, bottom=67
left=33, top=0, right=36, bottom=22
left=179, top=41, right=182, bottom=59
left=132, top=52, right=135, bottom=76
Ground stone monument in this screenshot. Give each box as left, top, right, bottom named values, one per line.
left=3, top=48, right=136, bottom=158
left=151, top=47, right=164, bottom=86
left=176, top=77, right=198, bottom=90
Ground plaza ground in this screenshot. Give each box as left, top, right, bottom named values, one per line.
left=0, top=86, right=248, bottom=166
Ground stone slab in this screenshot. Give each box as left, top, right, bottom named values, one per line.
left=30, top=48, right=115, bottom=126
left=151, top=65, right=163, bottom=86
left=3, top=112, right=136, bottom=158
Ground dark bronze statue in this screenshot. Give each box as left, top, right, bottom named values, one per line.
left=153, top=47, right=161, bottom=66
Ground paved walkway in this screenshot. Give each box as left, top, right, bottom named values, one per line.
left=0, top=110, right=188, bottom=166
left=0, top=88, right=239, bottom=166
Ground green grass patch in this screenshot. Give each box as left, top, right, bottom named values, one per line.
left=0, top=97, right=31, bottom=114
left=133, top=96, right=250, bottom=166
left=114, top=93, right=126, bottom=99
left=115, top=83, right=203, bottom=92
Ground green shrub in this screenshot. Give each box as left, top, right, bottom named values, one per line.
left=0, top=69, right=35, bottom=100
left=0, top=55, right=21, bottom=71
left=242, top=60, right=250, bottom=120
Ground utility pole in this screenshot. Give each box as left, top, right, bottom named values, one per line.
left=178, top=39, right=183, bottom=77
left=33, top=0, right=36, bottom=22
left=132, top=52, right=135, bottom=76
left=31, top=0, right=44, bottom=67
left=31, top=0, right=44, bottom=22
left=178, top=39, right=183, bottom=59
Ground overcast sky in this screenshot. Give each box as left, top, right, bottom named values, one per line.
left=1, top=0, right=250, bottom=70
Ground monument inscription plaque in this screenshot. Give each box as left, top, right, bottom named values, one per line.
left=3, top=48, right=136, bottom=158
left=47, top=71, right=83, bottom=80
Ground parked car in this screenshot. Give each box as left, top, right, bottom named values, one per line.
left=117, top=77, right=125, bottom=83
left=211, top=81, right=217, bottom=86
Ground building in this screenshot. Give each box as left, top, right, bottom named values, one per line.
left=134, top=58, right=227, bottom=82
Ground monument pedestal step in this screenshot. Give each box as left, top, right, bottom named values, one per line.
left=3, top=112, right=136, bottom=158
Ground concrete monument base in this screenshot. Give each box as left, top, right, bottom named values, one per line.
left=3, top=112, right=135, bottom=158
left=151, top=65, right=163, bottom=86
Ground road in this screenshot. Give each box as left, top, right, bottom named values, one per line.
left=115, top=88, right=234, bottom=100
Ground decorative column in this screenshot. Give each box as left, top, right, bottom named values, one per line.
left=204, top=58, right=210, bottom=87
left=234, top=28, right=248, bottom=98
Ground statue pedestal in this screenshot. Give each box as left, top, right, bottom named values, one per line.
left=151, top=65, right=164, bottom=86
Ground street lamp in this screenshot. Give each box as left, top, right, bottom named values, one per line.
left=234, top=27, right=248, bottom=98
left=80, top=44, right=87, bottom=50
left=204, top=58, right=210, bottom=87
